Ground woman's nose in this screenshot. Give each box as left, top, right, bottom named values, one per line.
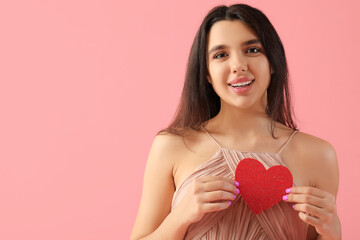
left=230, top=54, right=247, bottom=73
left=231, top=64, right=247, bottom=73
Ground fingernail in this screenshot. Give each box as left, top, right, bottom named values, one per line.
left=292, top=204, right=295, bottom=208
left=236, top=188, right=239, bottom=194
left=234, top=181, right=240, bottom=186
left=228, top=201, right=232, bottom=206
left=282, top=195, right=288, bottom=201
left=233, top=194, right=236, bottom=199
left=286, top=188, right=292, bottom=193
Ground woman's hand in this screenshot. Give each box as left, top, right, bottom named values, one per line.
left=283, top=186, right=341, bottom=240
left=175, top=175, right=239, bottom=225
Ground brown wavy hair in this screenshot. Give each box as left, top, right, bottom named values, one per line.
left=157, top=3, right=297, bottom=138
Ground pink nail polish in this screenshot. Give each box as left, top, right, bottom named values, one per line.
left=234, top=181, right=240, bottom=186
left=292, top=204, right=295, bottom=208
left=228, top=201, right=232, bottom=206
left=282, top=195, right=288, bottom=201
left=236, top=188, right=239, bottom=194
left=233, top=194, right=236, bottom=199
left=286, top=188, right=292, bottom=193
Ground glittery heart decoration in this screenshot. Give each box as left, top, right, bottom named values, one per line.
left=235, top=158, right=293, bottom=215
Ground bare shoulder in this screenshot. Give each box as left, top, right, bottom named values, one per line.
left=287, top=131, right=339, bottom=197
left=150, top=132, right=184, bottom=161
left=148, top=131, right=191, bottom=171
left=147, top=130, right=199, bottom=186
left=154, top=128, right=216, bottom=190
left=291, top=131, right=337, bottom=166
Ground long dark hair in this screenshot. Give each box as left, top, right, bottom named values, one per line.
left=157, top=3, right=297, bottom=138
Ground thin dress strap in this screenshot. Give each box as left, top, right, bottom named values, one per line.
left=201, top=124, right=222, bottom=149
left=277, top=130, right=298, bottom=154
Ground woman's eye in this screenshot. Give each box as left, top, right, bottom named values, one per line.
left=246, top=47, right=261, bottom=54
left=213, top=52, right=227, bottom=59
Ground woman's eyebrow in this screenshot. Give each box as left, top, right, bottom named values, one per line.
left=208, top=45, right=227, bottom=56
left=242, top=39, right=261, bottom=46
left=208, top=39, right=261, bottom=55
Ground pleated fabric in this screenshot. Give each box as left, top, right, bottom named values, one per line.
left=171, top=129, right=309, bottom=239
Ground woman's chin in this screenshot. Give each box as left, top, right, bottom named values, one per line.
left=230, top=101, right=257, bottom=110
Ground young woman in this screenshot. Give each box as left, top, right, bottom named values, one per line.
left=130, top=4, right=341, bottom=240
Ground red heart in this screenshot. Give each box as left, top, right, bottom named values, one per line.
left=235, top=158, right=293, bottom=215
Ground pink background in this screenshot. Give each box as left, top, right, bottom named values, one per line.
left=0, top=0, right=358, bottom=239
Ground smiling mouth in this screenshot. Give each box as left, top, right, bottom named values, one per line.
left=228, top=79, right=255, bottom=88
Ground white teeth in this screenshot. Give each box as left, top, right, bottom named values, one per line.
left=230, top=80, right=253, bottom=87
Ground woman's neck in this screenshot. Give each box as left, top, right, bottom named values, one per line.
left=207, top=104, right=272, bottom=138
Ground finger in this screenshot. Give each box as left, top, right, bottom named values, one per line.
left=201, top=190, right=237, bottom=203
left=288, top=186, right=334, bottom=200
left=298, top=211, right=321, bottom=227
left=203, top=180, right=239, bottom=195
left=201, top=200, right=232, bottom=213
left=284, top=193, right=326, bottom=208
left=293, top=203, right=323, bottom=219
left=199, top=175, right=238, bottom=185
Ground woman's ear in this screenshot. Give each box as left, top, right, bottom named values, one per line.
left=207, top=75, right=212, bottom=84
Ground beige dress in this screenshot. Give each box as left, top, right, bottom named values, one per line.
left=171, top=125, right=309, bottom=240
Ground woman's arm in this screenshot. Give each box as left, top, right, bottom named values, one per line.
left=130, top=134, right=189, bottom=240
left=282, top=133, right=341, bottom=240
left=130, top=133, right=239, bottom=239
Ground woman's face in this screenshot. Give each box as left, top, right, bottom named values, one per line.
left=206, top=20, right=273, bottom=111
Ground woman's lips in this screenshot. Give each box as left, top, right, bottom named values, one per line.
left=228, top=79, right=255, bottom=94
left=228, top=76, right=254, bottom=85
left=228, top=79, right=254, bottom=87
